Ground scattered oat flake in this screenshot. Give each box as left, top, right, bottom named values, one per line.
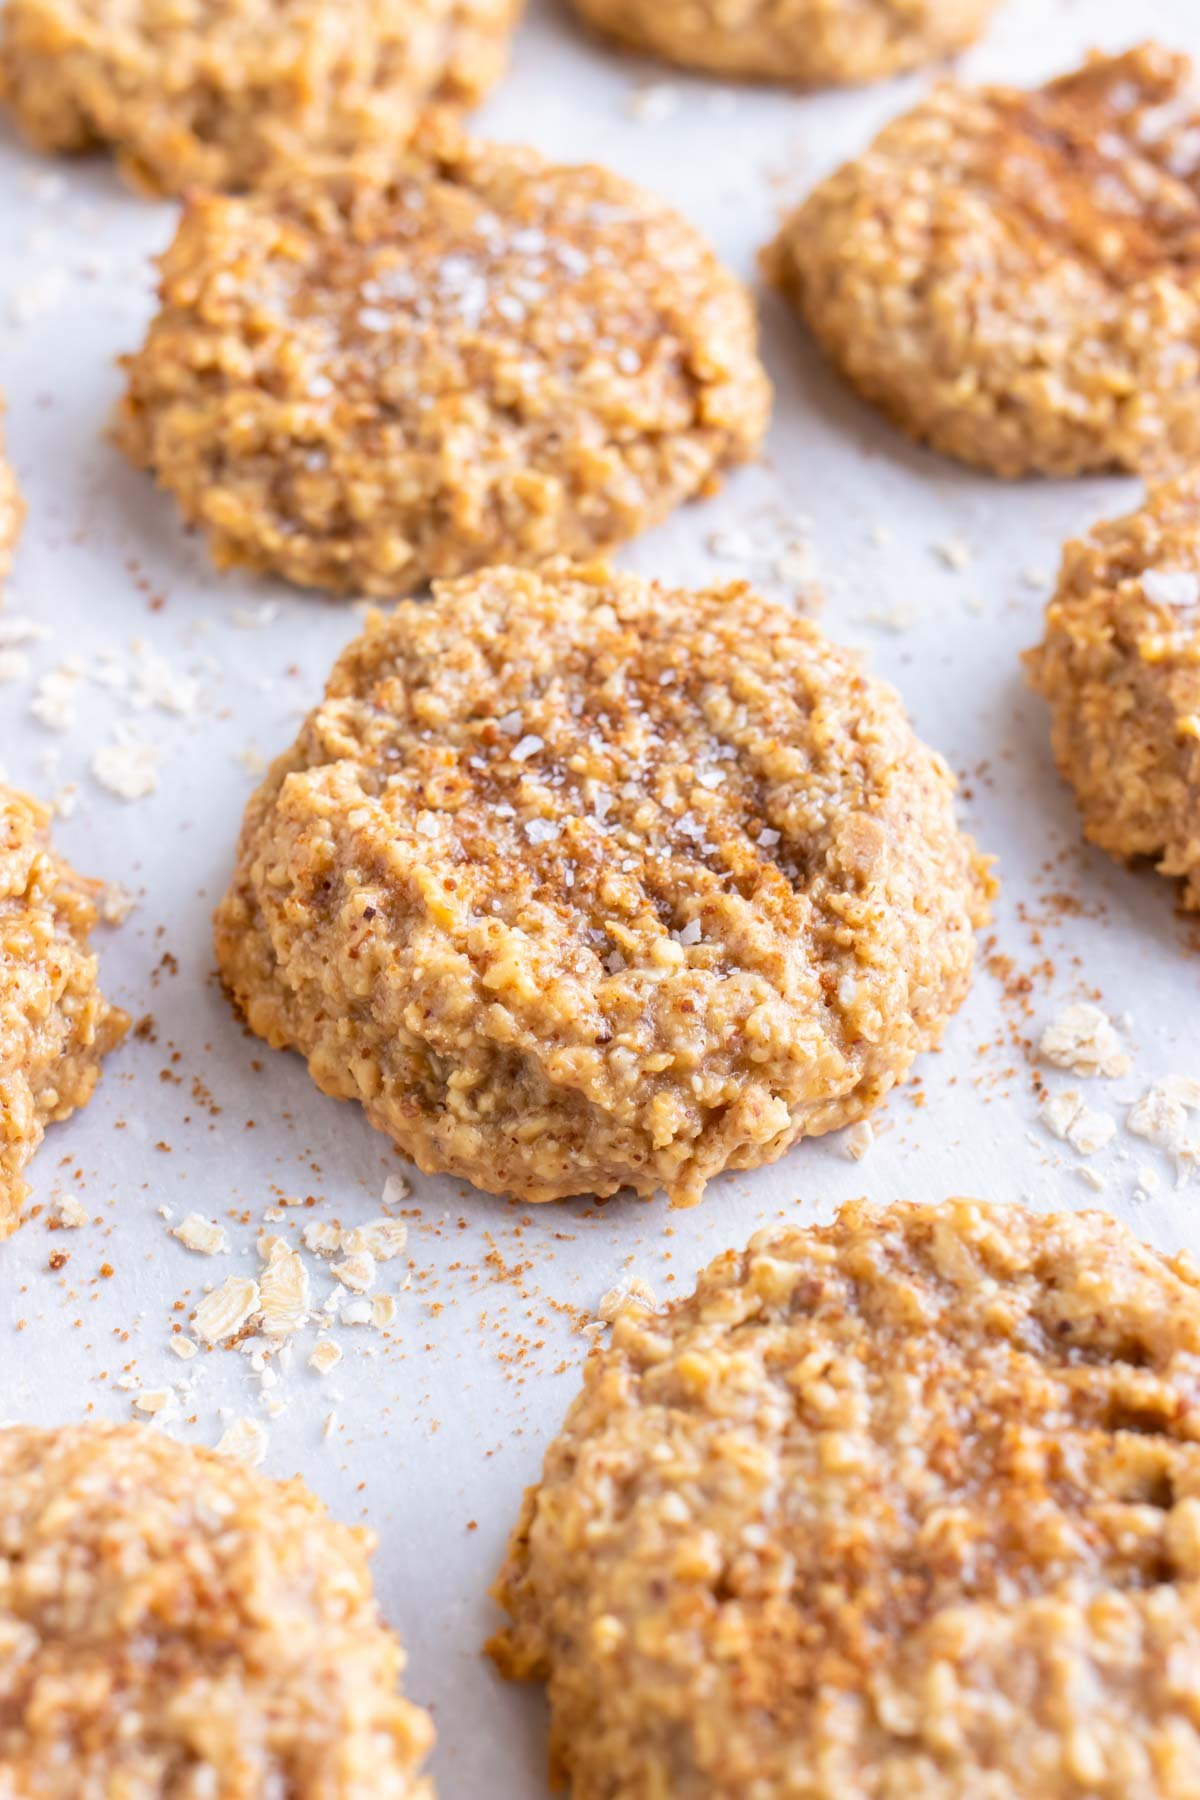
left=215, top=1416, right=268, bottom=1467
left=842, top=1120, right=874, bottom=1162
left=707, top=526, right=759, bottom=561
left=597, top=1275, right=658, bottom=1323
left=52, top=1195, right=89, bottom=1229
left=134, top=1389, right=176, bottom=1417
left=131, top=650, right=198, bottom=716
left=258, top=1242, right=310, bottom=1338
left=308, top=1338, right=343, bottom=1374
left=382, top=1172, right=410, bottom=1206
left=168, top=1336, right=198, bottom=1361
left=1127, top=1079, right=1200, bottom=1178
left=372, top=1293, right=397, bottom=1328
left=303, top=1220, right=342, bottom=1256
left=1038, top=1089, right=1116, bottom=1157
left=172, top=1212, right=228, bottom=1256
left=99, top=883, right=137, bottom=925
left=331, top=1252, right=376, bottom=1293
left=92, top=737, right=159, bottom=800
left=934, top=537, right=972, bottom=570
left=861, top=601, right=916, bottom=633
left=194, top=1276, right=260, bottom=1344
left=231, top=602, right=280, bottom=629
left=1039, top=1003, right=1130, bottom=1079
left=626, top=82, right=680, bottom=123
left=0, top=615, right=48, bottom=648
left=341, top=1218, right=407, bottom=1262
left=31, top=666, right=81, bottom=731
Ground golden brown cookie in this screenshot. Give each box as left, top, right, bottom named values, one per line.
left=0, top=404, right=24, bottom=585
left=766, top=45, right=1200, bottom=478
left=1, top=786, right=128, bottom=1237
left=0, top=1421, right=435, bottom=1796
left=117, top=128, right=771, bottom=598
left=214, top=563, right=992, bottom=1206
left=0, top=0, right=520, bottom=196
left=1025, top=475, right=1200, bottom=911
left=492, top=1197, right=1200, bottom=1798
left=572, top=0, right=995, bottom=87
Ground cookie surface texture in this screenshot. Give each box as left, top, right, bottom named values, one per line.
left=0, top=0, right=521, bottom=194
left=118, top=130, right=771, bottom=596
left=492, top=1196, right=1200, bottom=1798
left=0, top=1421, right=435, bottom=1796
left=572, top=0, right=995, bottom=86
left=1026, top=474, right=1200, bottom=910
left=766, top=45, right=1200, bottom=478
left=1, top=785, right=128, bottom=1237
left=214, top=563, right=991, bottom=1205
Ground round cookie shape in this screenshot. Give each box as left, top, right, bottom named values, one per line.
left=1026, top=475, right=1200, bottom=910
left=0, top=0, right=520, bottom=196
left=213, top=562, right=992, bottom=1206
left=766, top=45, right=1200, bottom=479
left=491, top=1197, right=1200, bottom=1797
left=118, top=130, right=771, bottom=597
left=0, top=1422, right=435, bottom=1796
left=571, top=0, right=995, bottom=88
left=1, top=785, right=128, bottom=1237
left=0, top=405, right=24, bottom=584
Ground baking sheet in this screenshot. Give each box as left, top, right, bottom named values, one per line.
left=2, top=1, right=1199, bottom=1792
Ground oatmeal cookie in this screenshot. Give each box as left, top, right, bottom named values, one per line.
left=0, top=1421, right=435, bottom=1797
left=571, top=0, right=994, bottom=87
left=766, top=45, right=1200, bottom=479
left=213, top=563, right=992, bottom=1206
left=0, top=0, right=520, bottom=196
left=117, top=129, right=770, bottom=598
left=492, top=1197, right=1200, bottom=1798
left=1026, top=475, right=1200, bottom=911
left=0, top=405, right=24, bottom=585
left=1, top=787, right=128, bottom=1238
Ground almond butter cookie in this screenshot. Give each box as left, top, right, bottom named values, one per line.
left=214, top=563, right=992, bottom=1206
left=117, top=128, right=770, bottom=597
left=572, top=0, right=995, bottom=87
left=0, top=1421, right=435, bottom=1796
left=1026, top=474, right=1200, bottom=911
left=492, top=1196, right=1200, bottom=1798
left=0, top=404, right=24, bottom=585
left=0, top=0, right=520, bottom=196
left=1, top=786, right=128, bottom=1238
left=766, top=45, right=1200, bottom=478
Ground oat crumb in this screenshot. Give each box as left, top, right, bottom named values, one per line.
left=215, top=1415, right=268, bottom=1467
left=1039, top=1003, right=1131, bottom=1080
left=172, top=1212, right=228, bottom=1256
